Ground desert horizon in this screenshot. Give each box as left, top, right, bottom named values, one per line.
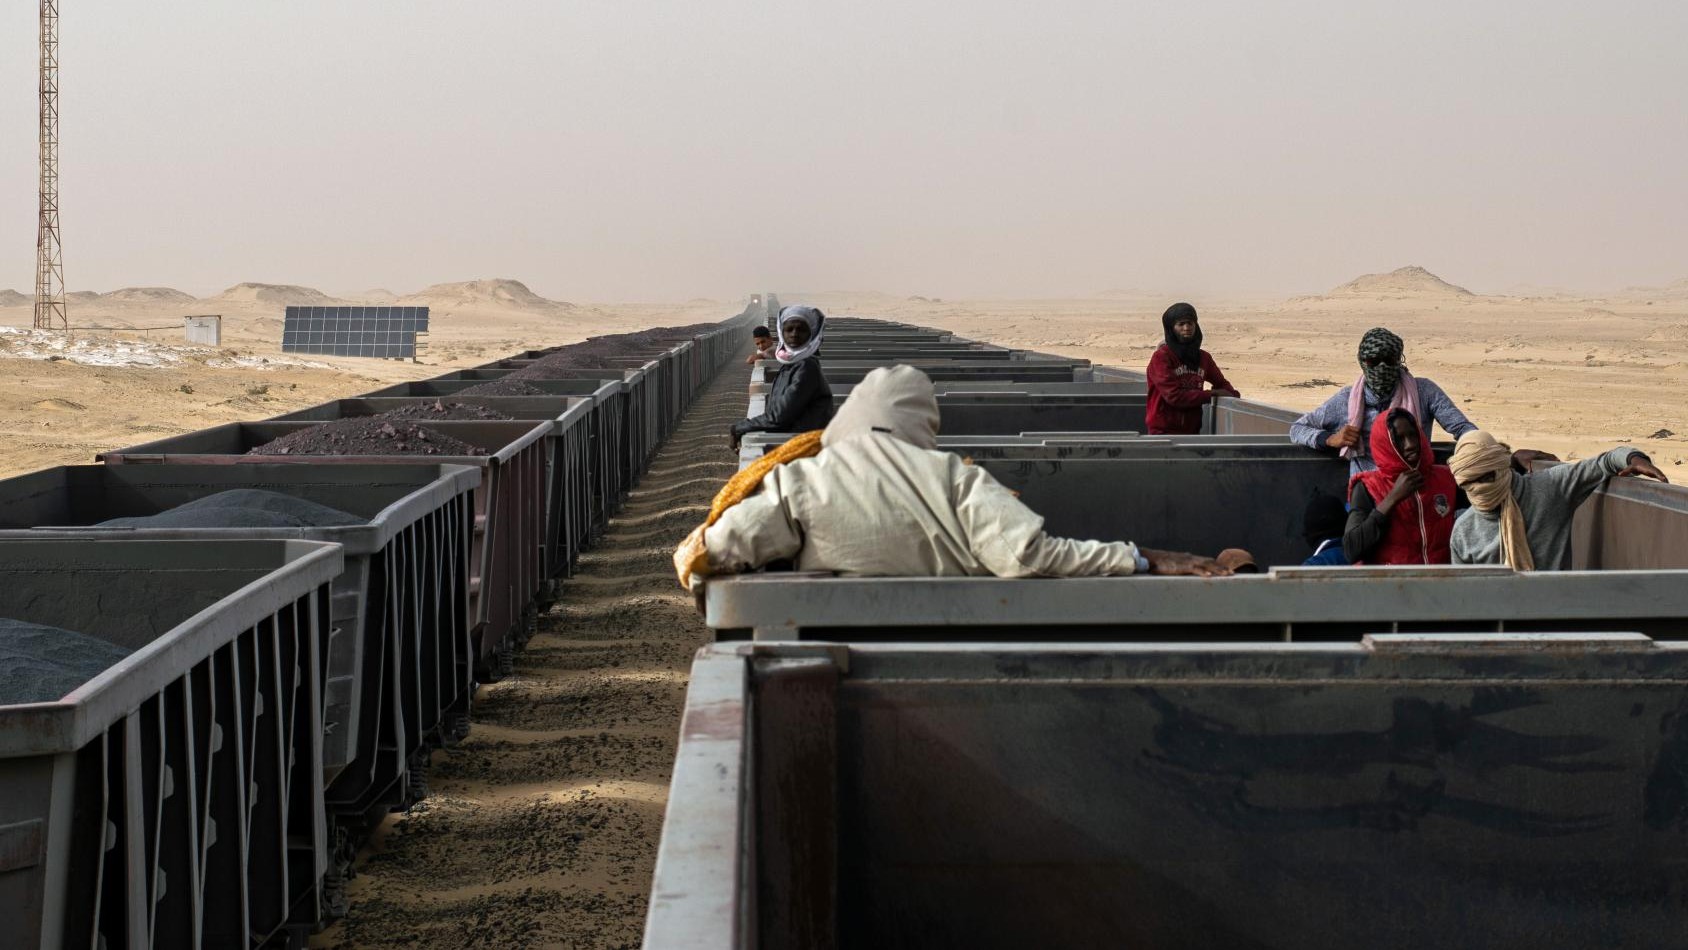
left=7, top=261, right=1688, bottom=309
left=3, top=263, right=1684, bottom=480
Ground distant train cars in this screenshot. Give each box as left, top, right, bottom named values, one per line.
left=0, top=299, right=762, bottom=948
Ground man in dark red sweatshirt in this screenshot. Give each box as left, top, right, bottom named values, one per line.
left=1145, top=302, right=1239, bottom=434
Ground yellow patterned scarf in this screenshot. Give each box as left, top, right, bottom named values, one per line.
left=672, top=430, right=825, bottom=590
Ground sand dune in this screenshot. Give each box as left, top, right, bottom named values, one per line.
left=67, top=291, right=100, bottom=303
left=0, top=290, right=26, bottom=307
left=398, top=278, right=573, bottom=312
left=211, top=282, right=340, bottom=305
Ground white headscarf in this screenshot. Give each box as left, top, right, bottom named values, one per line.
left=774, top=306, right=825, bottom=364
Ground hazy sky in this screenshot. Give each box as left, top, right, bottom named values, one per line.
left=2, top=1, right=1684, bottom=301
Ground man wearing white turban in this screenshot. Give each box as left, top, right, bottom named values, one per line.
left=730, top=306, right=834, bottom=450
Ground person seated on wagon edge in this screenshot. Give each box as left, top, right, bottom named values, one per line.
left=729, top=306, right=834, bottom=451
left=679, top=365, right=1230, bottom=587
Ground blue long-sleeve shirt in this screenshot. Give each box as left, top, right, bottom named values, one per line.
left=1289, top=377, right=1476, bottom=475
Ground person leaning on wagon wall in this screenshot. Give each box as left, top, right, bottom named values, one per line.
left=730, top=306, right=835, bottom=451
left=1289, top=327, right=1477, bottom=476
left=744, top=325, right=776, bottom=365
left=1145, top=302, right=1239, bottom=435
left=679, top=365, right=1232, bottom=587
left=1448, top=430, right=1668, bottom=570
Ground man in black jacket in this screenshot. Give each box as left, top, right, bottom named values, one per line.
left=730, top=306, right=835, bottom=450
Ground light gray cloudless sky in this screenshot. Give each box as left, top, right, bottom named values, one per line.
left=2, top=1, right=1684, bottom=300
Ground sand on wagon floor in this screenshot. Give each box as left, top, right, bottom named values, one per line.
left=310, top=370, right=745, bottom=949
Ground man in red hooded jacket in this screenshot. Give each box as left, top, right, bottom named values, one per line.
left=1342, top=408, right=1459, bottom=564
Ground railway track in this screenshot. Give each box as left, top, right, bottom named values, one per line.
left=315, top=370, right=745, bottom=949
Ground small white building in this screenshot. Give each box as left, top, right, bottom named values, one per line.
left=184, top=315, right=221, bottom=345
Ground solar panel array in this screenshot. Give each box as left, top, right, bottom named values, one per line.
left=281, top=306, right=429, bottom=359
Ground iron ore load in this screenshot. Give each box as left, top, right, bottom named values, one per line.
left=643, top=311, right=1688, bottom=950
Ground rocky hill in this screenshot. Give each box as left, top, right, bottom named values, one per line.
left=209, top=283, right=339, bottom=306
left=398, top=278, right=573, bottom=312
left=1326, top=266, right=1475, bottom=298
left=102, top=287, right=196, bottom=305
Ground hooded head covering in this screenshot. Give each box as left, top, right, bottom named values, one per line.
left=1367, top=408, right=1433, bottom=481
left=1449, top=430, right=1533, bottom=570
left=822, top=365, right=940, bottom=451
left=1302, top=490, right=1347, bottom=547
left=1357, top=327, right=1405, bottom=398
left=1161, top=302, right=1203, bottom=371
left=1351, top=406, right=1435, bottom=515
left=775, top=306, right=825, bottom=364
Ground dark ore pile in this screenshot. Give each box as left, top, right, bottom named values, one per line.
left=0, top=619, right=135, bottom=704
left=458, top=379, right=554, bottom=397
left=96, top=489, right=365, bottom=529
left=248, top=418, right=487, bottom=457
left=376, top=401, right=514, bottom=423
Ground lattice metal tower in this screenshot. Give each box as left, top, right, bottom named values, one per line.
left=34, top=0, right=67, bottom=332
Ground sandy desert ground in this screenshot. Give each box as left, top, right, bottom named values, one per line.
left=4, top=267, right=1681, bottom=479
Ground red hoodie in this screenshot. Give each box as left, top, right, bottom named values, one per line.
left=1145, top=346, right=1236, bottom=435
left=1350, top=409, right=1457, bottom=565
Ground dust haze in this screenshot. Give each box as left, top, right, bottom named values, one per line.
left=2, top=1, right=1685, bottom=301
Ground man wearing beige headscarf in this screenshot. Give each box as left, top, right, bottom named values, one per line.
left=1448, top=430, right=1667, bottom=570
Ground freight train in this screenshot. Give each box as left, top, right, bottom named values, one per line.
left=0, top=300, right=763, bottom=949
left=644, top=312, right=1688, bottom=950
left=5, top=296, right=1684, bottom=949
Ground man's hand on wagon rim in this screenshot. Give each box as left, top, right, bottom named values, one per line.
left=1140, top=548, right=1233, bottom=577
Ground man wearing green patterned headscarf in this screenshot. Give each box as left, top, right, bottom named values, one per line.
left=1357, top=328, right=1405, bottom=399
left=1290, top=326, right=1476, bottom=476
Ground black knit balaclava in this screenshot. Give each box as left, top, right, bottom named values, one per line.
left=1161, top=302, right=1203, bottom=371
left=1357, top=327, right=1404, bottom=398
